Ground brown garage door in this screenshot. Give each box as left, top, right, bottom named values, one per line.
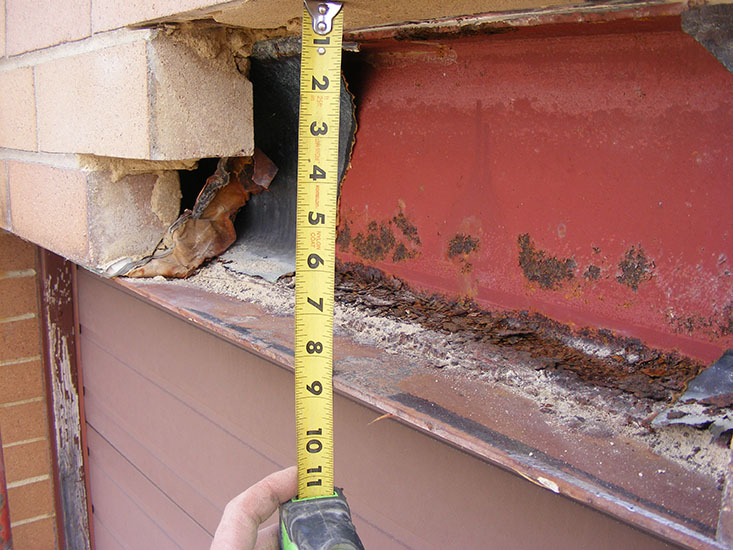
left=77, top=269, right=676, bottom=549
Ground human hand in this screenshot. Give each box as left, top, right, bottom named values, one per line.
left=211, top=466, right=298, bottom=550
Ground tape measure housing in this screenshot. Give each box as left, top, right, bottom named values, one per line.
left=294, top=4, right=343, bottom=499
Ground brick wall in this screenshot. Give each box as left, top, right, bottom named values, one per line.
left=0, top=230, right=58, bottom=548
left=0, top=0, right=254, bottom=269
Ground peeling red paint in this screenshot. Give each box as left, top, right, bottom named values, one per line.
left=40, top=252, right=92, bottom=550
left=338, top=16, right=733, bottom=362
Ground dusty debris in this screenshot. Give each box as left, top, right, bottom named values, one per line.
left=653, top=350, right=733, bottom=436
left=518, top=233, right=575, bottom=290
left=617, top=245, right=654, bottom=291
left=107, top=151, right=276, bottom=278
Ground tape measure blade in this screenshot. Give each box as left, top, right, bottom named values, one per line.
left=294, top=4, right=343, bottom=499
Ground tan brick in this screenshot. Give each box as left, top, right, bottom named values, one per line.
left=4, top=439, right=52, bottom=485
left=86, top=170, right=181, bottom=265
left=0, top=276, right=38, bottom=318
left=92, top=0, right=227, bottom=33
left=0, top=67, right=37, bottom=151
left=0, top=400, right=49, bottom=444
left=36, top=29, right=253, bottom=160
left=8, top=478, right=54, bottom=523
left=0, top=161, right=8, bottom=230
left=36, top=40, right=150, bottom=159
left=0, top=2, right=5, bottom=58
left=7, top=161, right=89, bottom=261
left=0, top=360, right=44, bottom=404
left=9, top=516, right=57, bottom=549
left=148, top=29, right=254, bottom=160
left=0, top=230, right=36, bottom=272
left=0, top=318, right=40, bottom=363
left=6, top=0, right=90, bottom=56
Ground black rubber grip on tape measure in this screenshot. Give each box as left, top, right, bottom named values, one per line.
left=279, top=488, right=364, bottom=550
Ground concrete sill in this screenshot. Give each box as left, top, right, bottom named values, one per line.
left=111, top=269, right=729, bottom=549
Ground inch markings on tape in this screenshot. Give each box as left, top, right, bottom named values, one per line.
left=294, top=0, right=344, bottom=499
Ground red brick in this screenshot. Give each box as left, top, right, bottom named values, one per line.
left=0, top=67, right=37, bottom=151
left=0, top=360, right=45, bottom=404
left=0, top=400, right=49, bottom=444
left=6, top=0, right=91, bottom=55
left=7, top=161, right=88, bottom=261
left=7, top=478, right=54, bottom=523
left=0, top=230, right=37, bottom=272
left=0, top=318, right=40, bottom=363
left=9, top=516, right=57, bottom=549
left=3, top=439, right=52, bottom=485
left=0, top=276, right=38, bottom=318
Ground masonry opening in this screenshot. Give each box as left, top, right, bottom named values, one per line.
left=178, top=157, right=220, bottom=215
left=206, top=39, right=357, bottom=283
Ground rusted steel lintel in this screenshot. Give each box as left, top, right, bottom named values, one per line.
left=345, top=0, right=686, bottom=41
left=113, top=276, right=724, bottom=550
left=40, top=251, right=92, bottom=550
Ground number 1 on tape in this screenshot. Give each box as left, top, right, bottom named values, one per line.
left=294, top=1, right=343, bottom=499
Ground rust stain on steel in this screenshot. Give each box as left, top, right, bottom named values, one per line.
left=392, top=211, right=421, bottom=245
left=448, top=233, right=479, bottom=258
left=617, top=245, right=655, bottom=291
left=448, top=233, right=479, bottom=276
left=336, top=220, right=352, bottom=251
left=351, top=221, right=396, bottom=261
left=584, top=264, right=602, bottom=280
left=518, top=234, right=575, bottom=290
left=346, top=209, right=421, bottom=263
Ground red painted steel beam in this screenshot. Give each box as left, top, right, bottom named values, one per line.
left=337, top=16, right=732, bottom=362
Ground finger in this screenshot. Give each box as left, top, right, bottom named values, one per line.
left=211, top=466, right=297, bottom=550
left=253, top=524, right=280, bottom=550
left=236, top=466, right=298, bottom=527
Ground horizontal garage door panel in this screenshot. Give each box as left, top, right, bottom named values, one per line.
left=82, top=335, right=283, bottom=532
left=78, top=270, right=295, bottom=465
left=87, top=427, right=211, bottom=548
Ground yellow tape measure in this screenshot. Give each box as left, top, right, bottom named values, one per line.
left=294, top=1, right=344, bottom=499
